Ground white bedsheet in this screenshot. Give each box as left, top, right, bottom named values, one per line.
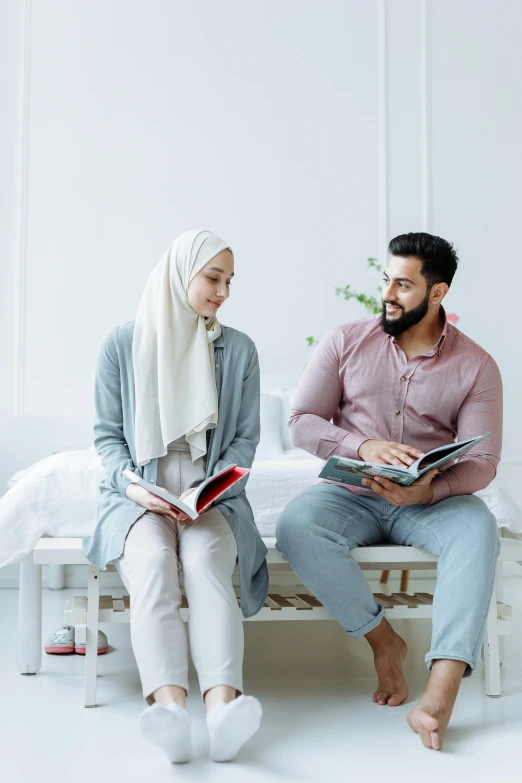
left=0, top=448, right=521, bottom=571
left=248, top=451, right=323, bottom=537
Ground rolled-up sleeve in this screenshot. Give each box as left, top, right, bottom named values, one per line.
left=430, top=356, right=503, bottom=503
left=288, top=328, right=364, bottom=461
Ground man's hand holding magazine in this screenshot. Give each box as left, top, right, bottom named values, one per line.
left=358, top=439, right=437, bottom=506
left=360, top=467, right=438, bottom=507
left=358, top=439, right=424, bottom=467
left=319, top=434, right=489, bottom=507
left=358, top=440, right=432, bottom=506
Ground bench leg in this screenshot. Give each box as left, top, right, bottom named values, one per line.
left=84, top=565, right=100, bottom=708
left=484, top=564, right=501, bottom=697
left=17, top=555, right=42, bottom=675
left=495, top=562, right=505, bottom=667
left=48, top=564, right=65, bottom=590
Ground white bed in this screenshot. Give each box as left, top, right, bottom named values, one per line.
left=1, top=382, right=521, bottom=570
left=1, top=443, right=521, bottom=573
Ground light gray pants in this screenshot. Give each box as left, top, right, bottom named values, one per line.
left=276, top=485, right=500, bottom=675
left=116, top=442, right=243, bottom=701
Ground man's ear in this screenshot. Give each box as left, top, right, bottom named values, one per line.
left=431, top=282, right=448, bottom=304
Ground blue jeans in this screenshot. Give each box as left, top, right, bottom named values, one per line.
left=276, top=486, right=500, bottom=675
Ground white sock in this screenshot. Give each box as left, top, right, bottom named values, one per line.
left=207, top=695, right=262, bottom=762
left=138, top=703, right=192, bottom=763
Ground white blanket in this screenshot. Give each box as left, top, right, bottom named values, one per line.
left=1, top=448, right=521, bottom=570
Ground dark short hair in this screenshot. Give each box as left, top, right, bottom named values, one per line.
left=388, top=232, right=459, bottom=288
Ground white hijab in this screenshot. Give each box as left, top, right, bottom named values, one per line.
left=133, top=230, right=232, bottom=467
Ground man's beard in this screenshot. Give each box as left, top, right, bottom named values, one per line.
left=380, top=291, right=430, bottom=337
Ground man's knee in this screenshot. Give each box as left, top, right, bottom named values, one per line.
left=448, top=496, right=499, bottom=558
left=477, top=508, right=501, bottom=560
left=276, top=491, right=320, bottom=554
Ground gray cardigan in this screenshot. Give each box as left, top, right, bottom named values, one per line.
left=82, top=320, right=269, bottom=618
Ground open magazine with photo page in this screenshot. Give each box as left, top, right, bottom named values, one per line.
left=318, top=433, right=490, bottom=489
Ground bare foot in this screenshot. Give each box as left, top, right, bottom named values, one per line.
left=406, top=659, right=466, bottom=750
left=367, top=620, right=409, bottom=706
left=407, top=703, right=451, bottom=751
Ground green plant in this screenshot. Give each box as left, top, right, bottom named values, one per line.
left=306, top=257, right=383, bottom=347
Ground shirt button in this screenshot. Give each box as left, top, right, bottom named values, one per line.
left=216, top=364, right=219, bottom=368
left=150, top=479, right=155, bottom=483
left=395, top=410, right=401, bottom=415
left=401, top=376, right=407, bottom=381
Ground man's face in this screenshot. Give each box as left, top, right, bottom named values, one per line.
left=380, top=255, right=431, bottom=337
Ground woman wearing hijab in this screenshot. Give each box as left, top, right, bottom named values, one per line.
left=83, top=230, right=268, bottom=763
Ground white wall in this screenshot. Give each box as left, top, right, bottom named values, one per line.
left=0, top=0, right=24, bottom=417
left=1, top=0, right=522, bottom=505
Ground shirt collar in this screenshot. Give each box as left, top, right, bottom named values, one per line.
left=213, top=333, right=225, bottom=349
left=435, top=308, right=448, bottom=356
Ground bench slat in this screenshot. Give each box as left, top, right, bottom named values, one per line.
left=296, top=593, right=323, bottom=608
left=285, top=596, right=313, bottom=610
left=263, top=596, right=282, bottom=610
left=392, top=593, right=421, bottom=608
left=267, top=594, right=296, bottom=609
left=413, top=592, right=434, bottom=605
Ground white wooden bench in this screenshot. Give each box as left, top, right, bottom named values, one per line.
left=18, top=536, right=522, bottom=707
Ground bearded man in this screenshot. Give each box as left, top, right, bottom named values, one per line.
left=276, top=232, right=502, bottom=750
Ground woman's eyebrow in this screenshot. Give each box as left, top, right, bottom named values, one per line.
left=207, top=266, right=235, bottom=277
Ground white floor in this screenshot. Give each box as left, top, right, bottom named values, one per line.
left=2, top=572, right=522, bottom=783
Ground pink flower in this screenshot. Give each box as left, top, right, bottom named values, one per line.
left=447, top=313, right=459, bottom=324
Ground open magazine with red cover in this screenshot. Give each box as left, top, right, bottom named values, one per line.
left=122, top=464, right=249, bottom=521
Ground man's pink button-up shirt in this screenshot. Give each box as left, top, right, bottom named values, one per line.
left=289, top=313, right=502, bottom=503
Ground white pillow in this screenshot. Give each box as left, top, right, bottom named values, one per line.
left=257, top=389, right=285, bottom=459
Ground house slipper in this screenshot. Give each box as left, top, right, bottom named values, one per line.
left=75, top=629, right=108, bottom=655
left=44, top=625, right=108, bottom=655
left=44, top=625, right=75, bottom=654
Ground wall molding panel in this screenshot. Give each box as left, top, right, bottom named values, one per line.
left=13, top=0, right=32, bottom=417
left=420, top=0, right=432, bottom=233
left=376, top=0, right=389, bottom=266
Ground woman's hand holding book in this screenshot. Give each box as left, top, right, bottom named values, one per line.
left=126, top=483, right=194, bottom=525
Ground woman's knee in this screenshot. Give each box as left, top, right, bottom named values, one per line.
left=181, top=536, right=237, bottom=580
left=125, top=545, right=178, bottom=590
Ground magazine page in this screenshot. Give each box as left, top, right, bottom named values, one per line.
left=194, top=466, right=249, bottom=513
left=192, top=463, right=238, bottom=506
left=319, top=458, right=413, bottom=488
left=415, top=433, right=489, bottom=477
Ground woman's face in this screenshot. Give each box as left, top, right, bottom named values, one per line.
left=187, top=249, right=234, bottom=318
